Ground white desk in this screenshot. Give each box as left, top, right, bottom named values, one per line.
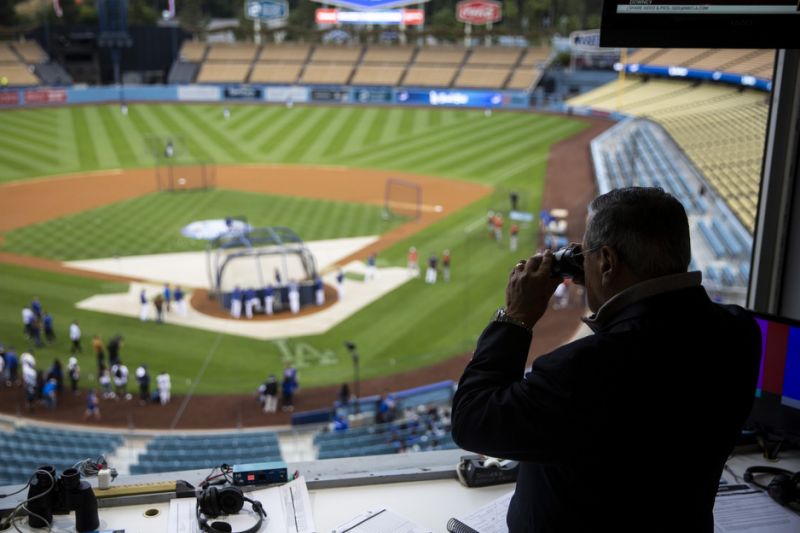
left=3, top=448, right=799, bottom=533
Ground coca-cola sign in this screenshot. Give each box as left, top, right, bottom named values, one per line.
left=456, top=0, right=502, bottom=25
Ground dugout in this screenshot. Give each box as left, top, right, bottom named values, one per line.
left=206, top=226, right=320, bottom=314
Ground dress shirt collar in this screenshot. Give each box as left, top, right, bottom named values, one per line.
left=582, top=271, right=703, bottom=333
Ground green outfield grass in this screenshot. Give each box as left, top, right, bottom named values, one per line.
left=0, top=104, right=589, bottom=394
left=1, top=189, right=404, bottom=260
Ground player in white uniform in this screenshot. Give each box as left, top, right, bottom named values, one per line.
left=157, top=371, right=171, bottom=405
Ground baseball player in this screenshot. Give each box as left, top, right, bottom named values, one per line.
left=336, top=269, right=345, bottom=300
left=21, top=306, right=33, bottom=338
left=163, top=283, right=172, bottom=312
left=510, top=223, right=520, bottom=251
left=426, top=253, right=438, bottom=284
left=174, top=285, right=187, bottom=317
left=442, top=250, right=451, bottom=282
left=244, top=287, right=258, bottom=319
left=67, top=357, right=80, bottom=395
left=493, top=213, right=504, bottom=242
left=69, top=320, right=82, bottom=354
left=157, top=370, right=171, bottom=405
left=314, top=276, right=325, bottom=306
left=264, top=284, right=275, bottom=316
left=42, top=311, right=55, bottom=343
left=230, top=286, right=243, bottom=319
left=223, top=106, right=231, bottom=120
left=365, top=253, right=377, bottom=281
left=288, top=280, right=300, bottom=314
left=139, top=289, right=149, bottom=321
left=407, top=247, right=419, bottom=277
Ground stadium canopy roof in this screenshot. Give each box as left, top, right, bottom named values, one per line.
left=311, top=0, right=430, bottom=11
left=210, top=226, right=304, bottom=250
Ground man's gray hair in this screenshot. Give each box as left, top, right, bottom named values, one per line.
left=585, top=187, right=691, bottom=279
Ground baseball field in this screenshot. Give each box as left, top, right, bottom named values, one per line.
left=0, top=103, right=602, bottom=426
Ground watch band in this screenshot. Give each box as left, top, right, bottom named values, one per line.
left=493, top=307, right=532, bottom=333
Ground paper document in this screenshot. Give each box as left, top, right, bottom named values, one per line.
left=447, top=490, right=513, bottom=533
left=168, top=477, right=315, bottom=533
left=713, top=484, right=800, bottom=533
left=332, top=508, right=432, bottom=533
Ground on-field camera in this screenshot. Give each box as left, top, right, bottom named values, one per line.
left=26, top=465, right=99, bottom=532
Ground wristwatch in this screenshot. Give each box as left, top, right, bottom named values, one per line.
left=492, top=307, right=533, bottom=333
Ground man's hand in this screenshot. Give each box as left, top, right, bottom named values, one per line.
left=505, top=251, right=563, bottom=327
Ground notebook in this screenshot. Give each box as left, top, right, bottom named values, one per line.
left=446, top=490, right=513, bottom=533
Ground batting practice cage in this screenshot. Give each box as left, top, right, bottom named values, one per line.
left=206, top=226, right=321, bottom=314
left=384, top=178, right=422, bottom=220
left=145, top=134, right=216, bottom=191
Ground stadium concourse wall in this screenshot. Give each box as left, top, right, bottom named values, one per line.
left=0, top=84, right=531, bottom=109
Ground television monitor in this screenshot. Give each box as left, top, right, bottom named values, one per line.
left=746, top=311, right=800, bottom=445
left=600, top=1, right=800, bottom=48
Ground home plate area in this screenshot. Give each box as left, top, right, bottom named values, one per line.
left=70, top=237, right=409, bottom=340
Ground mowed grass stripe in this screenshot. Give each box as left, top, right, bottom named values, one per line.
left=0, top=110, right=57, bottom=140
left=346, top=108, right=381, bottom=149
left=268, top=107, right=336, bottom=160
left=322, top=106, right=378, bottom=159
left=241, top=107, right=296, bottom=150
left=172, top=105, right=252, bottom=163
left=224, top=105, right=268, bottom=133
left=3, top=108, right=59, bottom=134
left=256, top=107, right=314, bottom=154
left=147, top=105, right=224, bottom=162
left=82, top=106, right=120, bottom=169
left=413, top=115, right=567, bottom=175
left=0, top=125, right=61, bottom=167
left=317, top=107, right=362, bottom=158
left=283, top=107, right=339, bottom=162
left=299, top=107, right=357, bottom=162
left=332, top=110, right=487, bottom=161
left=70, top=107, right=100, bottom=169
left=99, top=105, right=149, bottom=167
left=355, top=112, right=526, bottom=169
left=0, top=146, right=49, bottom=177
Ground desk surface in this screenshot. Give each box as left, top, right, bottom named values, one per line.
left=4, top=448, right=800, bottom=533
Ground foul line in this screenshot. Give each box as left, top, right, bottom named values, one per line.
left=169, top=333, right=223, bottom=430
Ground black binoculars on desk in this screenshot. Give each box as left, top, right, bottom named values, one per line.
left=26, top=465, right=100, bottom=532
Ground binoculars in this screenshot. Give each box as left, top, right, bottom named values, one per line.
left=26, top=465, right=100, bottom=532
left=551, top=245, right=585, bottom=280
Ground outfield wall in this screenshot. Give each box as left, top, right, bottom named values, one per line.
left=0, top=84, right=531, bottom=109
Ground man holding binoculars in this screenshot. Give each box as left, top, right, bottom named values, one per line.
left=451, top=187, right=761, bottom=532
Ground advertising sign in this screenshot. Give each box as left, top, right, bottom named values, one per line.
left=24, top=89, right=68, bottom=105
left=315, top=8, right=424, bottom=25
left=224, top=86, right=263, bottom=100
left=456, top=0, right=502, bottom=25
left=311, top=88, right=349, bottom=102
left=0, top=91, right=20, bottom=106
left=355, top=88, right=393, bottom=103
left=311, top=0, right=429, bottom=11
left=265, top=86, right=310, bottom=103
left=178, top=85, right=221, bottom=102
left=396, top=89, right=505, bottom=107
left=245, top=0, right=289, bottom=21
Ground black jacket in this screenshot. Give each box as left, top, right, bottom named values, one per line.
left=451, top=286, right=760, bottom=532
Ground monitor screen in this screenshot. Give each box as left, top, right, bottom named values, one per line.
left=600, top=1, right=800, bottom=48
left=746, top=311, right=800, bottom=444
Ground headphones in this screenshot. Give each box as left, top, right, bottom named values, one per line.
left=743, top=466, right=800, bottom=507
left=196, top=484, right=267, bottom=533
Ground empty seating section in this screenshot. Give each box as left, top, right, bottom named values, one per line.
left=260, top=44, right=311, bottom=62
left=403, top=65, right=458, bottom=87
left=12, top=41, right=46, bottom=63
left=568, top=79, right=767, bottom=230
left=352, top=65, right=405, bottom=86
left=0, top=426, right=123, bottom=485
left=179, top=41, right=207, bottom=61
left=467, top=47, right=521, bottom=66
left=315, top=408, right=455, bottom=460
left=621, top=48, right=775, bottom=79
left=506, top=68, right=541, bottom=90
left=196, top=63, right=250, bottom=83
left=0, top=43, right=18, bottom=62
left=250, top=63, right=302, bottom=84
left=301, top=64, right=353, bottom=85
left=519, top=48, right=550, bottom=67
left=206, top=43, right=257, bottom=63
left=310, top=46, right=362, bottom=63
left=362, top=46, right=414, bottom=64
left=0, top=63, right=38, bottom=86
left=454, top=67, right=510, bottom=89
left=414, top=47, right=466, bottom=65
left=130, top=432, right=281, bottom=475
